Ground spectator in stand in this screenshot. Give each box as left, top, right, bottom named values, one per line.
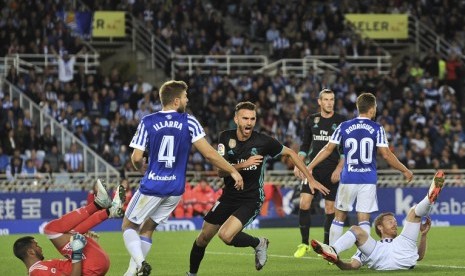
left=2, top=128, right=17, bottom=156
left=13, top=119, right=29, bottom=152
left=27, top=149, right=43, bottom=170
left=119, top=101, right=134, bottom=122
left=445, top=52, right=463, bottom=105
left=3, top=109, right=16, bottom=130
left=25, top=127, right=41, bottom=152
left=272, top=33, right=291, bottom=59
left=44, top=145, right=64, bottom=172
left=0, top=147, right=10, bottom=173
left=134, top=101, right=152, bottom=121
left=64, top=142, right=84, bottom=173
left=39, top=125, right=58, bottom=153
left=39, top=160, right=53, bottom=179
left=11, top=98, right=24, bottom=122
left=192, top=179, right=216, bottom=216
left=71, top=109, right=90, bottom=132
left=132, top=75, right=153, bottom=94
left=266, top=22, right=280, bottom=44
left=6, top=156, right=23, bottom=181
left=21, top=159, right=38, bottom=178
left=74, top=125, right=88, bottom=146
left=52, top=46, right=86, bottom=86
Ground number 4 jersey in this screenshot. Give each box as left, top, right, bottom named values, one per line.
left=130, top=110, right=205, bottom=196
left=329, top=117, right=388, bottom=185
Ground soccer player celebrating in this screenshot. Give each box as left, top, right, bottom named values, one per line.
left=122, top=80, right=243, bottom=276
left=187, top=102, right=329, bottom=275
left=13, top=180, right=125, bottom=276
left=293, top=88, right=346, bottom=257
left=311, top=170, right=445, bottom=270
left=307, top=92, right=413, bottom=245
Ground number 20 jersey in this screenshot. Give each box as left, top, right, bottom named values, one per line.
left=130, top=110, right=205, bottom=196
left=329, top=117, right=388, bottom=185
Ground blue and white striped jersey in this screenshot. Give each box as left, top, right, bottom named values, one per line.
left=129, top=110, right=205, bottom=196
left=329, top=117, right=388, bottom=185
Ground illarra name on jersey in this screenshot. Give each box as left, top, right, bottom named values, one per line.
left=153, top=120, right=183, bottom=131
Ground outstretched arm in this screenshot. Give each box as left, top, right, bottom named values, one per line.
left=194, top=138, right=244, bottom=190
left=282, top=146, right=329, bottom=195
left=378, top=147, right=413, bottom=182
left=307, top=142, right=337, bottom=171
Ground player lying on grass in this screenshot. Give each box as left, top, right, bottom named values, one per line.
left=311, top=170, right=445, bottom=270
left=13, top=180, right=125, bottom=276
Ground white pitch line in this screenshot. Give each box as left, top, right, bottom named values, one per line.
left=207, top=251, right=465, bottom=269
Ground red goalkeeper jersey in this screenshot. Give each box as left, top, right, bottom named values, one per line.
left=29, top=259, right=71, bottom=275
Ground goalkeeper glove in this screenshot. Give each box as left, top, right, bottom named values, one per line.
left=70, top=233, right=87, bottom=263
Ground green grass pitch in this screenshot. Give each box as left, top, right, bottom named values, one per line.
left=1, top=227, right=464, bottom=275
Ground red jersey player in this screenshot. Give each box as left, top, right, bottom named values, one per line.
left=13, top=180, right=125, bottom=276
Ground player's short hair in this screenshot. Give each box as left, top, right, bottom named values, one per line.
left=159, top=80, right=188, bottom=106
left=356, top=92, right=377, bottom=114
left=235, top=101, right=256, bottom=114
left=13, top=236, right=35, bottom=261
left=373, top=212, right=395, bottom=237
left=319, top=88, right=334, bottom=99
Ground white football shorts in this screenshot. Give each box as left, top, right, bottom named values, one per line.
left=125, top=189, right=181, bottom=225
left=335, top=184, right=378, bottom=213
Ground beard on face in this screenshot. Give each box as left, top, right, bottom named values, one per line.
left=177, top=104, right=186, bottom=113
left=34, top=249, right=45, bottom=260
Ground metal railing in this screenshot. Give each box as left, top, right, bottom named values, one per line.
left=409, top=15, right=465, bottom=60
left=0, top=56, right=44, bottom=75
left=83, top=12, right=171, bottom=70
left=309, top=55, right=391, bottom=74
left=2, top=79, right=120, bottom=184
left=1, top=169, right=462, bottom=192
left=171, top=55, right=269, bottom=78
left=171, top=54, right=391, bottom=78
left=254, top=58, right=340, bottom=77
left=130, top=15, right=171, bottom=70
left=0, top=53, right=100, bottom=75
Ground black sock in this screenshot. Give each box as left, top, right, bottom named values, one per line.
left=189, top=240, right=206, bottom=274
left=94, top=202, right=104, bottom=210
left=299, top=208, right=311, bottom=245
left=230, top=231, right=259, bottom=248
left=324, top=213, right=335, bottom=245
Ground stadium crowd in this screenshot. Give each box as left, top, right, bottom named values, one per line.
left=1, top=1, right=465, bottom=192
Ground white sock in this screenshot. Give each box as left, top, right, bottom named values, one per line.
left=329, top=220, right=344, bottom=246
left=358, top=221, right=371, bottom=235
left=123, top=229, right=144, bottom=268
left=414, top=196, right=432, bottom=217
left=332, top=230, right=356, bottom=254
left=125, top=236, right=152, bottom=275
left=141, top=237, right=152, bottom=257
